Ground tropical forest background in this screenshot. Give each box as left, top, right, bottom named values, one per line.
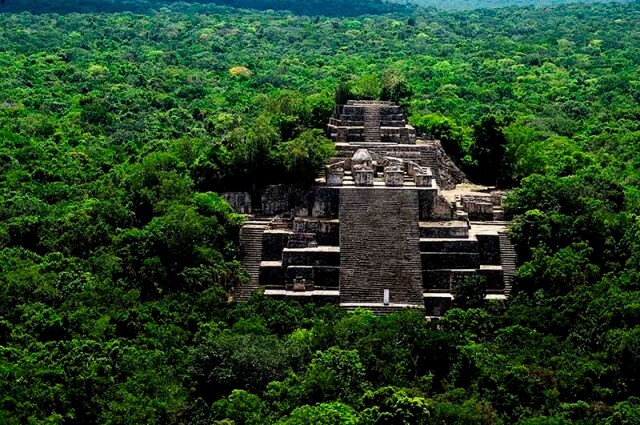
left=1, top=0, right=640, bottom=423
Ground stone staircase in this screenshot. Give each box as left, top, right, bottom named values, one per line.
left=339, top=188, right=423, bottom=306
left=422, top=147, right=438, bottom=171
left=235, top=222, right=269, bottom=301
left=363, top=106, right=381, bottom=143
left=498, top=231, right=517, bottom=295
left=421, top=146, right=439, bottom=186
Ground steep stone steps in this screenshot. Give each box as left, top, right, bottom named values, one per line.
left=339, top=188, right=423, bottom=306
left=422, top=148, right=438, bottom=170
left=363, top=107, right=381, bottom=143
left=235, top=224, right=268, bottom=301
left=498, top=231, right=517, bottom=295
left=419, top=148, right=439, bottom=185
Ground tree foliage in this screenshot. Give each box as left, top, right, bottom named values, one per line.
left=1, top=0, right=640, bottom=423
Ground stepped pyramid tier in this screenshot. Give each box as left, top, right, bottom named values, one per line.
left=327, top=100, right=416, bottom=144
left=230, top=101, right=515, bottom=316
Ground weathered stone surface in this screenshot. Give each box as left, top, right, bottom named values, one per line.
left=222, top=192, right=252, bottom=214
left=424, top=295, right=452, bottom=317
left=327, top=170, right=344, bottom=186
left=463, top=198, right=494, bottom=221
left=287, top=233, right=317, bottom=249
left=327, top=101, right=416, bottom=144
left=339, top=188, right=423, bottom=305
left=479, top=267, right=504, bottom=292
left=414, top=174, right=432, bottom=187
left=420, top=222, right=469, bottom=238
left=420, top=238, right=479, bottom=252
left=314, top=266, right=340, bottom=288
left=422, top=252, right=480, bottom=270
left=476, top=233, right=501, bottom=265
left=352, top=149, right=373, bottom=164
left=282, top=247, right=340, bottom=267
left=354, top=169, right=374, bottom=186
left=423, top=269, right=477, bottom=291
left=285, top=265, right=314, bottom=285
left=418, top=189, right=438, bottom=220
left=433, top=195, right=456, bottom=220
left=259, top=262, right=284, bottom=286
left=262, top=231, right=290, bottom=261
left=293, top=218, right=339, bottom=246
left=384, top=169, right=404, bottom=186
left=260, top=185, right=290, bottom=215
left=311, top=187, right=339, bottom=218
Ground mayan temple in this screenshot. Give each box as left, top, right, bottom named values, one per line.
left=228, top=100, right=516, bottom=316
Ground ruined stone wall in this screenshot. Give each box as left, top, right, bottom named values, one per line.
left=339, top=188, right=423, bottom=305
left=222, top=192, right=252, bottom=214
left=260, top=186, right=339, bottom=218
left=311, top=187, right=339, bottom=218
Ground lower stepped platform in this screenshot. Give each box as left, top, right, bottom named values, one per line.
left=420, top=221, right=469, bottom=238
left=340, top=303, right=424, bottom=315
left=265, top=289, right=340, bottom=303
left=420, top=238, right=478, bottom=252
left=282, top=246, right=340, bottom=267
left=421, top=252, right=480, bottom=270
left=423, top=266, right=505, bottom=292
left=259, top=261, right=284, bottom=286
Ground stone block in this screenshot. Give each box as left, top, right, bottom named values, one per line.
left=415, top=173, right=432, bottom=187
left=423, top=269, right=477, bottom=291
left=259, top=262, right=284, bottom=287
left=420, top=239, right=478, bottom=252
left=262, top=231, right=290, bottom=261
left=465, top=201, right=494, bottom=221
left=313, top=266, right=340, bottom=288
left=285, top=265, right=314, bottom=285
left=432, top=195, right=455, bottom=220
left=354, top=169, right=374, bottom=186
left=293, top=190, right=312, bottom=217
left=316, top=220, right=340, bottom=246
left=221, top=192, right=252, bottom=214
left=477, top=233, right=501, bottom=265
left=312, top=187, right=339, bottom=218
left=336, top=127, right=348, bottom=143
left=479, top=266, right=504, bottom=292
left=261, top=185, right=292, bottom=216
left=420, top=222, right=469, bottom=238
left=384, top=169, right=404, bottom=187
left=423, top=270, right=452, bottom=291
left=418, top=189, right=437, bottom=220
left=282, top=247, right=340, bottom=267
left=421, top=252, right=480, bottom=270
left=424, top=295, right=452, bottom=317
left=287, top=233, right=317, bottom=249
left=326, top=170, right=344, bottom=186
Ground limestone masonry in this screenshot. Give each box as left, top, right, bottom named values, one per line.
left=230, top=100, right=516, bottom=316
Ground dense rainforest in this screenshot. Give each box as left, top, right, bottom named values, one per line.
left=1, top=0, right=640, bottom=423
left=0, top=0, right=633, bottom=15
